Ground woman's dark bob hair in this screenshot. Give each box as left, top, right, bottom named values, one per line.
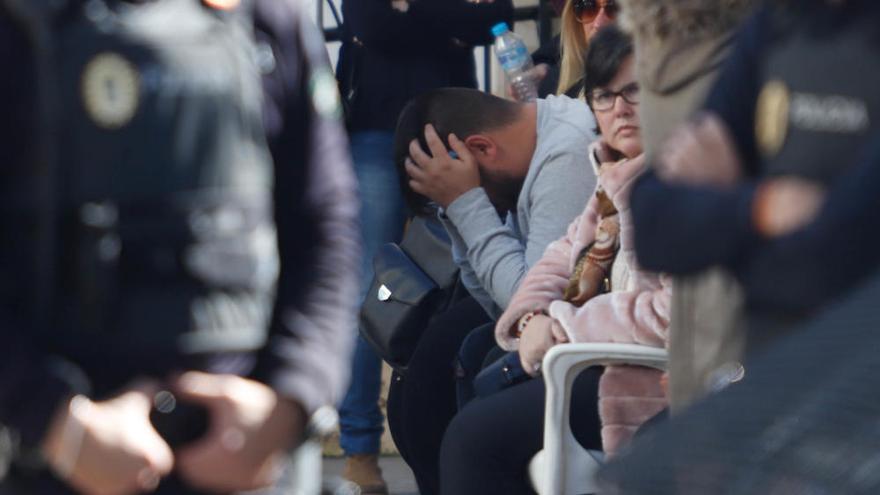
left=582, top=25, right=634, bottom=108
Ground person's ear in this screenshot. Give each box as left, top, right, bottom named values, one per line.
left=464, top=135, right=496, bottom=160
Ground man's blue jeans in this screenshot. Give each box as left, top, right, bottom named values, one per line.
left=338, top=131, right=406, bottom=455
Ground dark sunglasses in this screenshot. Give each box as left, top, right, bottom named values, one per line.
left=572, top=0, right=619, bottom=24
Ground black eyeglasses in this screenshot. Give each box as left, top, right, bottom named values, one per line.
left=572, top=0, right=619, bottom=24
left=589, top=82, right=640, bottom=111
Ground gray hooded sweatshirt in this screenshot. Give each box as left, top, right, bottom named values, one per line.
left=441, top=94, right=597, bottom=317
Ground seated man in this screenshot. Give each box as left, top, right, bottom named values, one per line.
left=395, top=88, right=597, bottom=315
left=386, top=88, right=597, bottom=494
left=440, top=26, right=667, bottom=494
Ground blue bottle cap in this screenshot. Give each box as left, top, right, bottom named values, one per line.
left=491, top=22, right=509, bottom=37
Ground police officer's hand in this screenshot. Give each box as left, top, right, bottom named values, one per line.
left=753, top=176, right=826, bottom=237
left=405, top=124, right=481, bottom=209
left=657, top=112, right=742, bottom=188
left=42, top=382, right=174, bottom=495
left=172, top=372, right=306, bottom=493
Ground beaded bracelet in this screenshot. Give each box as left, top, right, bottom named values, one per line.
left=515, top=310, right=543, bottom=338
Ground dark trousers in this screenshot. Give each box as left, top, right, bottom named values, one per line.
left=439, top=367, right=603, bottom=495
left=386, top=296, right=492, bottom=495
left=454, top=321, right=501, bottom=408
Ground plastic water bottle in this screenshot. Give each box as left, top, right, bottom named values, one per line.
left=491, top=22, right=538, bottom=102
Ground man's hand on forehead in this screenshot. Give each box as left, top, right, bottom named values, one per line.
left=405, top=124, right=481, bottom=209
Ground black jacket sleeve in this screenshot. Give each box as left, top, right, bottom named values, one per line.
left=342, top=0, right=453, bottom=53
left=631, top=172, right=760, bottom=274
left=531, top=34, right=560, bottom=66
left=343, top=0, right=513, bottom=55
left=533, top=34, right=561, bottom=97
left=251, top=1, right=361, bottom=414
left=0, top=13, right=84, bottom=451
left=0, top=323, right=84, bottom=450
left=408, top=0, right=514, bottom=47
left=631, top=8, right=768, bottom=274
left=741, top=136, right=880, bottom=312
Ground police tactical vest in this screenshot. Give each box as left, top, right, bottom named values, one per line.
left=755, top=7, right=880, bottom=184
left=746, top=4, right=880, bottom=341
left=9, top=0, right=279, bottom=365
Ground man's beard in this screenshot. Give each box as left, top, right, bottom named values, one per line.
left=480, top=168, right=524, bottom=215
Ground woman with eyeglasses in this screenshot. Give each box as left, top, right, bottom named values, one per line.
left=439, top=26, right=670, bottom=494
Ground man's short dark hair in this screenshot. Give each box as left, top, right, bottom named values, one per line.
left=582, top=25, right=634, bottom=110
left=394, top=88, right=521, bottom=215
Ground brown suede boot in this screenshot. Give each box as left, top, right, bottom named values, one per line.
left=342, top=453, right=389, bottom=495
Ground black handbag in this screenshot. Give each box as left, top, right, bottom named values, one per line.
left=360, top=216, right=464, bottom=371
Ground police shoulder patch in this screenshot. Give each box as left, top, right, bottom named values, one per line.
left=81, top=52, right=141, bottom=130
left=755, top=80, right=791, bottom=158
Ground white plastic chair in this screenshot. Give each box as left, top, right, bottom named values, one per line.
left=529, top=343, right=668, bottom=495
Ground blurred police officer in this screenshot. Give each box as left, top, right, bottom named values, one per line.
left=0, top=0, right=360, bottom=493
left=630, top=0, right=880, bottom=394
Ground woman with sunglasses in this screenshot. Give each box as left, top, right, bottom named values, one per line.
left=439, top=26, right=670, bottom=494
left=530, top=0, right=618, bottom=98
left=556, top=0, right=618, bottom=95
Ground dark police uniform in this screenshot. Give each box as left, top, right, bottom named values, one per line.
left=0, top=0, right=360, bottom=493
left=629, top=0, right=880, bottom=344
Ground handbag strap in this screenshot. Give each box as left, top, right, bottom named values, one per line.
left=399, top=216, right=459, bottom=288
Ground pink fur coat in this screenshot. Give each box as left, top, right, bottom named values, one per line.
left=495, top=142, right=672, bottom=456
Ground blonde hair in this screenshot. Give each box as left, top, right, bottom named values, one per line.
left=556, top=0, right=590, bottom=95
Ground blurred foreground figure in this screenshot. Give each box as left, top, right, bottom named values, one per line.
left=631, top=0, right=880, bottom=367
left=334, top=0, right=511, bottom=491
left=608, top=2, right=880, bottom=489
left=0, top=0, right=360, bottom=494
left=617, top=0, right=759, bottom=412
left=600, top=269, right=880, bottom=495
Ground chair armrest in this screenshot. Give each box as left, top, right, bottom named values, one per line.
left=540, top=343, right=668, bottom=495
left=544, top=343, right=668, bottom=375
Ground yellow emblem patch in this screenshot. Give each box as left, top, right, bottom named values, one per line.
left=81, top=52, right=141, bottom=130
left=755, top=80, right=790, bottom=158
